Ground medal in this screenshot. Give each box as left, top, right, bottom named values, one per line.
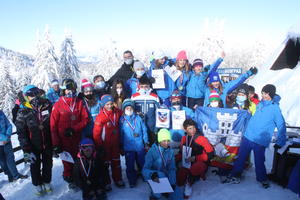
left=124, top=116, right=138, bottom=138
left=86, top=180, right=92, bottom=185
left=71, top=115, right=76, bottom=121
left=103, top=109, right=116, bottom=127
left=62, top=97, right=77, bottom=121
left=79, top=157, right=91, bottom=183
left=39, top=125, right=44, bottom=130
left=179, top=86, right=183, bottom=91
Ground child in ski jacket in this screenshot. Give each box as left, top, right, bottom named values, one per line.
left=120, top=99, right=149, bottom=187
left=142, top=129, right=176, bottom=200
left=203, top=67, right=258, bottom=107
left=185, top=53, right=224, bottom=109
left=93, top=95, right=125, bottom=190
left=73, top=138, right=107, bottom=200
left=16, top=85, right=53, bottom=195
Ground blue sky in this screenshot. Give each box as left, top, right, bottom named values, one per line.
left=0, top=0, right=299, bottom=55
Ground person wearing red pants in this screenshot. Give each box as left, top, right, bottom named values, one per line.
left=176, top=119, right=214, bottom=199
left=93, top=95, right=125, bottom=191
left=50, top=79, right=89, bottom=189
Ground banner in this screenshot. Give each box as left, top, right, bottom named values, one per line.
left=156, top=108, right=170, bottom=128
left=152, top=69, right=165, bottom=89
left=171, top=110, right=186, bottom=130
left=164, top=65, right=182, bottom=82
left=195, top=107, right=251, bottom=169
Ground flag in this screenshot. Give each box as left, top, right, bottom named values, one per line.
left=195, top=107, right=251, bottom=169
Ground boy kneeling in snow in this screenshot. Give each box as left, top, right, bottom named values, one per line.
left=142, top=129, right=176, bottom=200
left=73, top=138, right=107, bottom=200
left=176, top=119, right=214, bottom=199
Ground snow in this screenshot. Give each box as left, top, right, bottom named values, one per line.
left=0, top=134, right=298, bottom=200
left=249, top=54, right=300, bottom=127
left=1, top=22, right=300, bottom=200
left=288, top=22, right=300, bottom=41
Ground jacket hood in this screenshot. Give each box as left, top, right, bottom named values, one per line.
left=272, top=94, right=281, bottom=104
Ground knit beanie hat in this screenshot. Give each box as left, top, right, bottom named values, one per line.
left=192, top=58, right=204, bottom=68
left=81, top=79, right=93, bottom=92
left=262, top=84, right=276, bottom=99
left=51, top=79, right=59, bottom=86
left=101, top=94, right=113, bottom=106
left=153, top=50, right=166, bottom=59
left=209, top=90, right=221, bottom=102
left=236, top=84, right=249, bottom=95
left=80, top=138, right=94, bottom=146
left=176, top=50, right=188, bottom=60
left=157, top=129, right=171, bottom=143
left=133, top=60, right=145, bottom=71
left=209, top=71, right=221, bottom=84
left=122, top=99, right=135, bottom=111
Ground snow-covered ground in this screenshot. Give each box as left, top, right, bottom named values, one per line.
left=0, top=134, right=298, bottom=200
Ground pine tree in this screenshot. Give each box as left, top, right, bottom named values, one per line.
left=32, top=26, right=60, bottom=90
left=60, top=33, right=80, bottom=81
left=94, top=39, right=122, bottom=80
left=0, top=59, right=16, bottom=119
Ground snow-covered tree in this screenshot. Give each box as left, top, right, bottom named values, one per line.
left=191, top=18, right=225, bottom=64
left=60, top=33, right=80, bottom=81
left=0, top=59, right=16, bottom=118
left=94, top=39, right=122, bottom=80
left=32, top=26, right=60, bottom=90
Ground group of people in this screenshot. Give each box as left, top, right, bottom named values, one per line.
left=0, top=49, right=288, bottom=200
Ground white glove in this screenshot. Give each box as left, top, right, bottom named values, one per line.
left=24, top=152, right=36, bottom=164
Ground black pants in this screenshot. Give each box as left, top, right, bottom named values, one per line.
left=187, top=97, right=204, bottom=110
left=30, top=148, right=53, bottom=186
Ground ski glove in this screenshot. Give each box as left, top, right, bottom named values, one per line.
left=24, top=152, right=36, bottom=164
left=64, top=128, right=75, bottom=137
left=151, top=172, right=160, bottom=183
left=273, top=144, right=282, bottom=150
left=168, top=59, right=175, bottom=67
left=249, top=67, right=258, bottom=75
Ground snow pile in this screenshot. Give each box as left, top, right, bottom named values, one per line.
left=288, top=22, right=300, bottom=41
left=0, top=145, right=298, bottom=200
left=249, top=56, right=300, bottom=126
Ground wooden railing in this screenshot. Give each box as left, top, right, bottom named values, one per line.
left=0, top=132, right=24, bottom=173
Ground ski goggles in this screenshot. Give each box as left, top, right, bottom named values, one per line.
left=80, top=144, right=94, bottom=150
left=24, top=87, right=40, bottom=97
left=170, top=92, right=182, bottom=100
left=61, top=82, right=76, bottom=90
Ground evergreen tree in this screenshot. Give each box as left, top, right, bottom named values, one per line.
left=60, top=33, right=80, bottom=81
left=95, top=39, right=121, bottom=80
left=0, top=59, right=16, bottom=118
left=32, top=26, right=60, bottom=90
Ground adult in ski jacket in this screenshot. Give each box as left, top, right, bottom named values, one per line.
left=107, top=50, right=135, bottom=87
left=50, top=79, right=89, bottom=183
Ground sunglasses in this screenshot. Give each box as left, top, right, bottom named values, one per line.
left=25, top=87, right=40, bottom=97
